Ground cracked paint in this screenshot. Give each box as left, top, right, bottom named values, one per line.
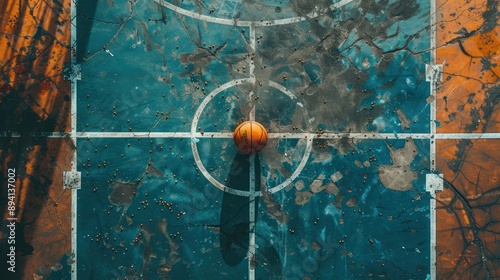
left=0, top=0, right=498, bottom=279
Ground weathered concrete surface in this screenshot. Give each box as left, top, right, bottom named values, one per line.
left=435, top=0, right=500, bottom=278
left=0, top=0, right=73, bottom=279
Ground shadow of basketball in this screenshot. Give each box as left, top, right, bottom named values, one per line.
left=219, top=152, right=260, bottom=266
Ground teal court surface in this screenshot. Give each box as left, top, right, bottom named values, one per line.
left=69, top=0, right=437, bottom=279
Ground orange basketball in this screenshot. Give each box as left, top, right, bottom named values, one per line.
left=233, top=121, right=268, bottom=154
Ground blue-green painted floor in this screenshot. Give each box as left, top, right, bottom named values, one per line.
left=75, top=0, right=432, bottom=279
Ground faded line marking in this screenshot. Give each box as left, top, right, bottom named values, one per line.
left=154, top=0, right=353, bottom=27
left=248, top=154, right=256, bottom=280
left=70, top=0, right=78, bottom=278
left=3, top=132, right=500, bottom=140
left=429, top=0, right=438, bottom=278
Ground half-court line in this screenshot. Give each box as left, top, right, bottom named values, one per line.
left=60, top=132, right=500, bottom=140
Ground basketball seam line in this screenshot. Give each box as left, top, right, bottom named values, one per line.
left=257, top=124, right=264, bottom=150
left=250, top=121, right=254, bottom=153
left=238, top=123, right=250, bottom=152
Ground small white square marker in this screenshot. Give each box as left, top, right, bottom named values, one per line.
left=426, top=173, right=443, bottom=192
left=64, top=171, right=81, bottom=189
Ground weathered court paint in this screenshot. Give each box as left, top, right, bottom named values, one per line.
left=1, top=0, right=499, bottom=279
left=435, top=0, right=500, bottom=278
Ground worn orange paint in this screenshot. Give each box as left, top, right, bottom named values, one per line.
left=436, top=1, right=500, bottom=133
left=19, top=139, right=73, bottom=278
left=436, top=139, right=500, bottom=278
left=436, top=0, right=500, bottom=277
left=0, top=0, right=73, bottom=278
left=0, top=0, right=71, bottom=132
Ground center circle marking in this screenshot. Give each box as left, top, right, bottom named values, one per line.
left=155, top=0, right=354, bottom=27
left=190, top=78, right=313, bottom=197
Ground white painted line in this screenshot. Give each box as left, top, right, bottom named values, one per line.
left=3, top=131, right=500, bottom=140
left=70, top=0, right=78, bottom=278
left=430, top=194, right=437, bottom=280
left=155, top=0, right=299, bottom=26
left=71, top=178, right=77, bottom=278
left=191, top=78, right=253, bottom=136
left=248, top=154, right=256, bottom=280
left=429, top=1, right=438, bottom=278
left=189, top=136, right=312, bottom=197
left=314, top=132, right=500, bottom=140
left=186, top=76, right=311, bottom=196
left=266, top=132, right=431, bottom=139
left=430, top=136, right=436, bottom=173
left=2, top=131, right=500, bottom=140
left=154, top=0, right=353, bottom=27
left=251, top=16, right=304, bottom=27
left=249, top=90, right=256, bottom=122
left=267, top=137, right=313, bottom=194
left=155, top=0, right=237, bottom=25
left=434, top=133, right=500, bottom=139
left=78, top=132, right=197, bottom=138
left=249, top=25, right=256, bottom=120
left=331, top=0, right=354, bottom=10
left=249, top=24, right=256, bottom=81
left=191, top=138, right=252, bottom=196
left=430, top=0, right=436, bottom=66
left=0, top=132, right=71, bottom=137
left=248, top=27, right=256, bottom=280
left=189, top=79, right=256, bottom=196
left=268, top=81, right=297, bottom=100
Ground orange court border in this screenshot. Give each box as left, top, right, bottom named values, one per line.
left=0, top=0, right=73, bottom=278
left=435, top=0, right=500, bottom=278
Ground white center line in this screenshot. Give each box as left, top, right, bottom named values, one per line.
left=248, top=154, right=256, bottom=280
left=70, top=0, right=78, bottom=279
left=3, top=131, right=500, bottom=140
left=43, top=131, right=499, bottom=140
left=429, top=1, right=438, bottom=279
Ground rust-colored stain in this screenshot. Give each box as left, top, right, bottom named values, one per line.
left=0, top=0, right=71, bottom=132
left=1, top=139, right=73, bottom=278
left=436, top=0, right=500, bottom=278
left=0, top=0, right=73, bottom=278
left=436, top=0, right=500, bottom=133
left=436, top=139, right=500, bottom=278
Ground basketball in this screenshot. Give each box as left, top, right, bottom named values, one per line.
left=233, top=121, right=268, bottom=154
